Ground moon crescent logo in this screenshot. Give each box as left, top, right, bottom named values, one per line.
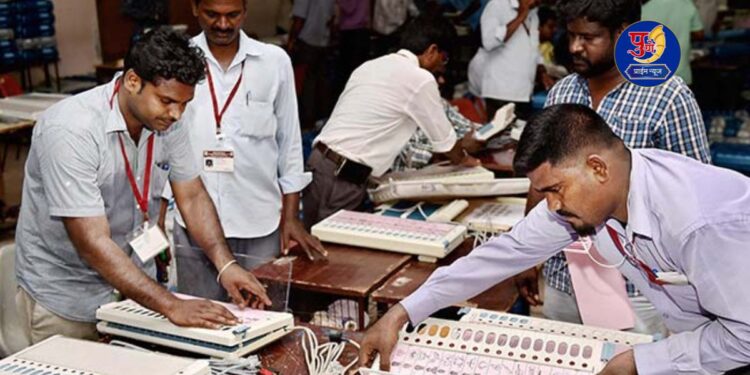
left=615, top=21, right=680, bottom=87
left=633, top=25, right=666, bottom=64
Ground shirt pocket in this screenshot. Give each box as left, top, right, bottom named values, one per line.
left=236, top=100, right=277, bottom=139
left=610, top=115, right=654, bottom=149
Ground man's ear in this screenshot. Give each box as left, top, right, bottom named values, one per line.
left=422, top=43, right=440, bottom=59
left=123, top=69, right=144, bottom=95
left=586, top=154, right=610, bottom=183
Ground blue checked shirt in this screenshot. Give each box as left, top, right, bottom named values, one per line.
left=391, top=100, right=478, bottom=172
left=542, top=74, right=711, bottom=296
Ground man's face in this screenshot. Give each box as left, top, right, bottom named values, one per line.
left=193, top=0, right=246, bottom=47
left=126, top=73, right=195, bottom=133
left=567, top=18, right=619, bottom=78
left=421, top=44, right=449, bottom=75
left=527, top=159, right=614, bottom=236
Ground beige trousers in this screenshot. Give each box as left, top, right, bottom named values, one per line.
left=15, top=288, right=98, bottom=345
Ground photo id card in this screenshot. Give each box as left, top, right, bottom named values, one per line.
left=203, top=149, right=235, bottom=173
left=129, top=222, right=169, bottom=262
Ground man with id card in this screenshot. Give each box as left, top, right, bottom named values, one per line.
left=360, top=104, right=750, bottom=374
left=14, top=28, right=270, bottom=347
left=159, top=0, right=326, bottom=302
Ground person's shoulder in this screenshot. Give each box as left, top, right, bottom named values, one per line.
left=245, top=36, right=293, bottom=67
left=36, top=87, right=106, bottom=135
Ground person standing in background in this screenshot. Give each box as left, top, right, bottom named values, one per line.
left=288, top=0, right=336, bottom=130
left=338, top=0, right=372, bottom=81
left=642, top=0, right=704, bottom=86
left=468, top=0, right=552, bottom=120
left=162, top=0, right=326, bottom=302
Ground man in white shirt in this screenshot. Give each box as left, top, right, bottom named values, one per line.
left=469, top=0, right=550, bottom=119
left=161, top=0, right=325, bottom=302
left=303, top=16, right=482, bottom=229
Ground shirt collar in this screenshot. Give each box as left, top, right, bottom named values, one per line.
left=105, top=74, right=127, bottom=134
left=195, top=31, right=263, bottom=71
left=395, top=49, right=420, bottom=67
left=623, top=149, right=653, bottom=241
left=571, top=73, right=629, bottom=104
left=104, top=74, right=155, bottom=143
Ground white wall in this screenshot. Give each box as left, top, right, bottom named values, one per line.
left=52, top=0, right=101, bottom=76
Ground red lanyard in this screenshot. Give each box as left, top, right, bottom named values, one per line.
left=206, top=61, right=245, bottom=135
left=110, top=78, right=156, bottom=221
left=606, top=225, right=664, bottom=285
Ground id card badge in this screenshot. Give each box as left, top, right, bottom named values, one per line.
left=129, top=222, right=169, bottom=262
left=203, top=149, right=235, bottom=172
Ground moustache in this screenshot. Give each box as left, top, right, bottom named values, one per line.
left=211, top=29, right=233, bottom=35
left=572, top=56, right=590, bottom=65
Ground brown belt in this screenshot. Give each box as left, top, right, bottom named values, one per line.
left=315, top=142, right=347, bottom=167
left=314, top=142, right=373, bottom=184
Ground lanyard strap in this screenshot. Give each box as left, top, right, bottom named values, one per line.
left=109, top=79, right=121, bottom=109
left=206, top=61, right=245, bottom=134
left=118, top=133, right=155, bottom=221
left=110, top=78, right=156, bottom=221
left=606, top=225, right=664, bottom=285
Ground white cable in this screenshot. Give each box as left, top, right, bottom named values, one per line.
left=564, top=237, right=627, bottom=269
left=289, top=326, right=360, bottom=375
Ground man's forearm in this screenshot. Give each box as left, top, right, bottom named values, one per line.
left=504, top=8, right=530, bottom=42
left=282, top=192, right=301, bottom=222
left=65, top=217, right=177, bottom=314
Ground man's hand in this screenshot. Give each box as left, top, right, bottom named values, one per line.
left=461, top=129, right=485, bottom=155
left=514, top=267, right=542, bottom=306
left=219, top=264, right=272, bottom=309
left=164, top=298, right=240, bottom=329
left=282, top=217, right=327, bottom=260
left=599, top=350, right=637, bottom=375
left=358, top=304, right=410, bottom=371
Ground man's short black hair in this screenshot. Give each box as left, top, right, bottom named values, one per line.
left=557, top=0, right=641, bottom=33
left=123, top=27, right=206, bottom=86
left=513, top=104, right=622, bottom=175
left=399, top=14, right=457, bottom=55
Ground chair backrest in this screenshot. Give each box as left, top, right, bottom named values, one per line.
left=0, top=243, right=30, bottom=357
left=0, top=75, right=23, bottom=98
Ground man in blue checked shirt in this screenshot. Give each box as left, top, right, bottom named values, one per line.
left=513, top=0, right=711, bottom=337
left=360, top=104, right=750, bottom=374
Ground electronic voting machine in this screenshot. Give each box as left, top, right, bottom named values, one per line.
left=0, top=335, right=210, bottom=375
left=311, top=209, right=467, bottom=262
left=369, top=165, right=530, bottom=204
left=96, top=293, right=293, bottom=359
left=362, top=308, right=653, bottom=374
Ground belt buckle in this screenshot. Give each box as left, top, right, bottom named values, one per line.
left=334, top=159, right=347, bottom=177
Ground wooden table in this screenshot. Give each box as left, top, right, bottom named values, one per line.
left=260, top=323, right=362, bottom=374
left=371, top=239, right=519, bottom=313
left=253, top=244, right=411, bottom=330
